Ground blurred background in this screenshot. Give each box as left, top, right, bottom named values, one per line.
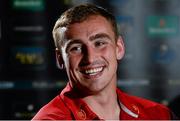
left=0, top=0, right=180, bottom=119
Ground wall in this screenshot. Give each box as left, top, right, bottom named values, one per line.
left=0, top=0, right=180, bottom=119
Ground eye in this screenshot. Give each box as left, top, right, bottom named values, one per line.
left=71, top=46, right=81, bottom=51
left=68, top=45, right=82, bottom=54
left=95, top=40, right=107, bottom=47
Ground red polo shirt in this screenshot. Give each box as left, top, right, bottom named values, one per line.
left=32, top=83, right=172, bottom=120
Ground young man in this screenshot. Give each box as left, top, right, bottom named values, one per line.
left=32, top=4, right=177, bottom=120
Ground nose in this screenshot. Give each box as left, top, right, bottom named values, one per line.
left=82, top=46, right=97, bottom=65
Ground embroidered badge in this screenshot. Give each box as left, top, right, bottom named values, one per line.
left=77, top=109, right=86, bottom=120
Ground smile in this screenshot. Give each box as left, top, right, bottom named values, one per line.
left=81, top=67, right=103, bottom=76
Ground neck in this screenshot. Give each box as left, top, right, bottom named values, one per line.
left=83, top=86, right=120, bottom=120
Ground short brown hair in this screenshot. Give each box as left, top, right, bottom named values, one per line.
left=53, top=3, right=118, bottom=49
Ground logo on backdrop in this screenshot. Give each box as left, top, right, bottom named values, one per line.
left=10, top=46, right=46, bottom=70
left=11, top=0, right=45, bottom=11
left=146, top=16, right=179, bottom=37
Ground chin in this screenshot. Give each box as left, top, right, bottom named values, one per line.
left=88, top=84, right=106, bottom=93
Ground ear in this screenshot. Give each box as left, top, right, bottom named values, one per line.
left=116, top=36, right=125, bottom=60
left=55, top=48, right=64, bottom=69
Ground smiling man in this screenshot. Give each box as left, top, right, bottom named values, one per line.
left=32, top=4, right=178, bottom=120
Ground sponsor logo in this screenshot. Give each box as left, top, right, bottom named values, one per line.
left=0, top=81, right=14, bottom=89
left=151, top=44, right=175, bottom=64
left=146, top=16, right=179, bottom=37
left=10, top=46, right=46, bottom=70
left=0, top=80, right=66, bottom=90
left=14, top=25, right=43, bottom=32
left=116, top=16, right=134, bottom=35
left=12, top=0, right=45, bottom=11
left=13, top=24, right=46, bottom=41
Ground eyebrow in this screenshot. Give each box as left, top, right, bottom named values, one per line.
left=65, top=39, right=82, bottom=51
left=89, top=33, right=112, bottom=41
left=65, top=33, right=112, bottom=51
left=66, top=39, right=82, bottom=45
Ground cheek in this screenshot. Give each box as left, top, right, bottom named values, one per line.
left=102, top=46, right=117, bottom=59
left=68, top=55, right=81, bottom=69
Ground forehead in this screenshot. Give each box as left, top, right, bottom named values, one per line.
left=64, top=15, right=115, bottom=40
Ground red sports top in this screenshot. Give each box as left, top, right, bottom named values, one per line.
left=32, top=83, right=173, bottom=120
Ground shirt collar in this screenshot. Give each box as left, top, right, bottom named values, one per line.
left=60, top=83, right=139, bottom=119
left=117, top=89, right=139, bottom=118
left=60, top=83, right=99, bottom=120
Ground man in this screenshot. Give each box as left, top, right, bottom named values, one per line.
left=32, top=4, right=177, bottom=120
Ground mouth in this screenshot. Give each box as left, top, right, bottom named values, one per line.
left=80, top=67, right=104, bottom=76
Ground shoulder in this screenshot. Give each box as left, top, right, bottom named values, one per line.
left=129, top=93, right=169, bottom=111
left=132, top=95, right=170, bottom=119
left=117, top=89, right=171, bottom=119
left=32, top=95, right=72, bottom=120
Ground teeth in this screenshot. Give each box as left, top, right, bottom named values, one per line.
left=84, top=67, right=103, bottom=75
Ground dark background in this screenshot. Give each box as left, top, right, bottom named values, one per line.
left=0, top=0, right=180, bottom=119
